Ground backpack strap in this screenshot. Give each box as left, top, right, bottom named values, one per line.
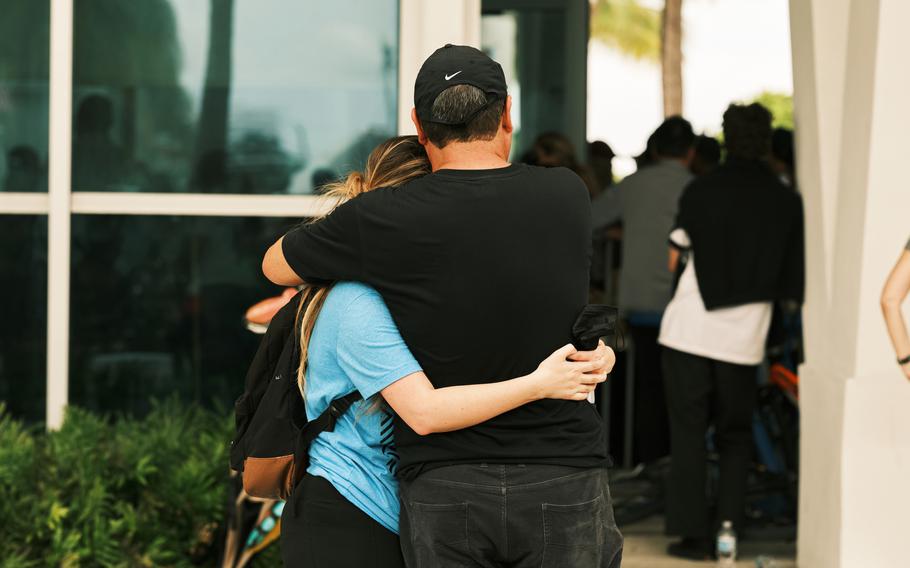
left=291, top=390, right=364, bottom=490
left=317, top=390, right=364, bottom=434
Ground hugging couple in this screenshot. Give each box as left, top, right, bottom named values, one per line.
left=262, top=45, right=624, bottom=568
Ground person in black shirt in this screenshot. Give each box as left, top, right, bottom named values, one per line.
left=263, top=45, right=622, bottom=567
left=659, top=103, right=804, bottom=560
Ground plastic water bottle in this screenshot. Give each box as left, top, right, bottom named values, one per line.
left=716, top=520, right=737, bottom=566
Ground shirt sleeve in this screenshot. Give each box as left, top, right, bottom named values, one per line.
left=336, top=288, right=423, bottom=400
left=281, top=197, right=364, bottom=284
left=590, top=185, right=623, bottom=230
left=669, top=227, right=691, bottom=250
left=781, top=193, right=806, bottom=304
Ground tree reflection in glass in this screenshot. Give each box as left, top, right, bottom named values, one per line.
left=71, top=0, right=399, bottom=194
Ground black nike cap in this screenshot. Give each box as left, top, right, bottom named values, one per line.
left=414, top=44, right=508, bottom=125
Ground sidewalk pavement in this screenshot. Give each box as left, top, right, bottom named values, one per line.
left=621, top=516, right=797, bottom=568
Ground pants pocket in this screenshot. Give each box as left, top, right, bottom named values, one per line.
left=408, top=501, right=469, bottom=568
left=541, top=494, right=604, bottom=568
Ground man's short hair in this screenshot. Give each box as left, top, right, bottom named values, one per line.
left=652, top=116, right=695, bottom=159
left=723, top=103, right=773, bottom=160
left=420, top=85, right=505, bottom=149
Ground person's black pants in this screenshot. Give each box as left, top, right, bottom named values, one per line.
left=628, top=323, right=670, bottom=464
left=281, top=474, right=404, bottom=568
left=398, top=464, right=623, bottom=568
left=662, top=348, right=757, bottom=538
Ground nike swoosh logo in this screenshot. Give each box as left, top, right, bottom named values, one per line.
left=445, top=71, right=463, bottom=80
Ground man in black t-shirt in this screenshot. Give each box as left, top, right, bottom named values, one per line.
left=263, top=45, right=622, bottom=567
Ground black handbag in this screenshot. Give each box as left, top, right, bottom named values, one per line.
left=572, top=304, right=620, bottom=351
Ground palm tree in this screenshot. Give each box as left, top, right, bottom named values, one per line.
left=590, top=0, right=661, bottom=62
left=194, top=0, right=235, bottom=169
left=590, top=0, right=684, bottom=118
left=661, top=0, right=684, bottom=116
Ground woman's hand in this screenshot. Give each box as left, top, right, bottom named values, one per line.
left=530, top=342, right=614, bottom=401
left=568, top=340, right=616, bottom=376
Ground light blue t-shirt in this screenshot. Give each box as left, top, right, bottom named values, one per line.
left=305, top=282, right=422, bottom=534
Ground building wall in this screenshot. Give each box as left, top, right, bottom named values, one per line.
left=790, top=0, right=910, bottom=566
left=398, top=0, right=481, bottom=134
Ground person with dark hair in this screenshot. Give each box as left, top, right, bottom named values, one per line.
left=3, top=146, right=43, bottom=192
left=586, top=140, right=617, bottom=295
left=690, top=134, right=721, bottom=177
left=588, top=116, right=695, bottom=468
left=588, top=140, right=616, bottom=193
left=523, top=132, right=600, bottom=197
left=72, top=94, right=132, bottom=190
left=263, top=44, right=623, bottom=567
left=634, top=130, right=658, bottom=170
left=659, top=103, right=804, bottom=560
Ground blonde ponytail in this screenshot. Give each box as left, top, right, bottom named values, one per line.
left=295, top=136, right=430, bottom=398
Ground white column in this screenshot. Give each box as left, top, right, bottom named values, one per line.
left=397, top=0, right=482, bottom=134
left=46, top=0, right=74, bottom=430
left=791, top=0, right=910, bottom=566
left=787, top=0, right=852, bottom=559
left=839, top=1, right=910, bottom=564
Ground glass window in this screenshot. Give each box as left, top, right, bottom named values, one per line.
left=482, top=1, right=587, bottom=160
left=0, top=216, right=47, bottom=422
left=482, top=8, right=570, bottom=158
left=72, top=0, right=399, bottom=194
left=69, top=215, right=301, bottom=415
left=0, top=1, right=50, bottom=192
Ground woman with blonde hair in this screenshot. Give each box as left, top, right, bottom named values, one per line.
left=279, top=135, right=613, bottom=568
left=881, top=237, right=910, bottom=381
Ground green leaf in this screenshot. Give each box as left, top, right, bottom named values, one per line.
left=0, top=398, right=235, bottom=565
left=750, top=91, right=794, bottom=130
left=48, top=502, right=70, bottom=530
left=590, top=0, right=662, bottom=62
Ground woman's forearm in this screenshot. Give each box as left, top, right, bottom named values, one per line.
left=381, top=371, right=544, bottom=436
left=881, top=251, right=910, bottom=361
left=882, top=304, right=910, bottom=360
left=411, top=374, right=543, bottom=435
left=381, top=344, right=607, bottom=436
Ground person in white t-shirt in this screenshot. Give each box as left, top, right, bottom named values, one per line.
left=658, top=103, right=804, bottom=561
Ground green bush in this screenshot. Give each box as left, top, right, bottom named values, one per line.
left=0, top=401, right=234, bottom=567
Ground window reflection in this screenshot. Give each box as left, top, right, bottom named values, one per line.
left=0, top=216, right=47, bottom=421
left=482, top=6, right=579, bottom=160
left=72, top=0, right=399, bottom=193
left=0, top=1, right=49, bottom=192
left=70, top=215, right=301, bottom=415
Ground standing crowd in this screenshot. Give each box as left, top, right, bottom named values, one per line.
left=585, top=104, right=804, bottom=560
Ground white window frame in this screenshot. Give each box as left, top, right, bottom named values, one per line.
left=45, top=0, right=73, bottom=430
left=1, top=0, right=479, bottom=429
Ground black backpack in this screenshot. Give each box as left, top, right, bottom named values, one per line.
left=229, top=290, right=362, bottom=500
